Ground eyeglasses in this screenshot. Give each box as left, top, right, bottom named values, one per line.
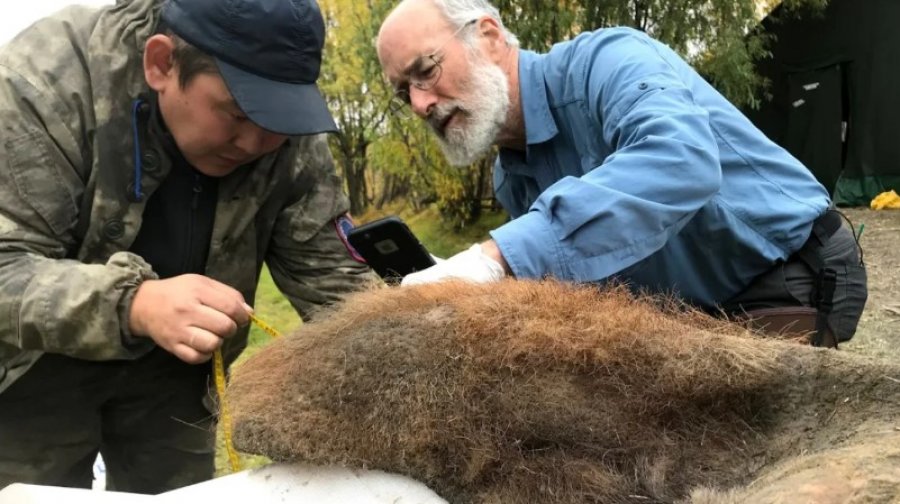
left=388, top=19, right=478, bottom=115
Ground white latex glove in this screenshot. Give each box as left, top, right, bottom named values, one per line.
left=401, top=244, right=506, bottom=286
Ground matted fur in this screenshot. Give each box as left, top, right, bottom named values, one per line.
left=227, top=280, right=900, bottom=503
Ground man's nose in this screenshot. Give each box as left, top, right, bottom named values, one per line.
left=408, top=86, right=438, bottom=118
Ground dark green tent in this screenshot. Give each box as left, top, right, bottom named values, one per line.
left=745, top=0, right=900, bottom=206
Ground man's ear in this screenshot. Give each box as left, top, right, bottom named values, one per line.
left=475, top=16, right=506, bottom=61
left=144, top=34, right=177, bottom=92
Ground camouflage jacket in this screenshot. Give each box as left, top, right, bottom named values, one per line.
left=0, top=0, right=376, bottom=393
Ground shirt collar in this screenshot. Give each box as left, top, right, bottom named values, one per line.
left=517, top=49, right=559, bottom=147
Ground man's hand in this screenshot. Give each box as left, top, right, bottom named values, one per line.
left=129, top=274, right=251, bottom=364
left=401, top=241, right=509, bottom=286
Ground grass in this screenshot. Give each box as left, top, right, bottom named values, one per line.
left=245, top=267, right=303, bottom=348
left=402, top=206, right=509, bottom=258
left=215, top=204, right=508, bottom=475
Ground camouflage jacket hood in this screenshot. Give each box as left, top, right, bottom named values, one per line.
left=0, top=0, right=375, bottom=392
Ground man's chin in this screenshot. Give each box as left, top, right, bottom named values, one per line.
left=439, top=124, right=501, bottom=167
left=190, top=156, right=246, bottom=177
left=439, top=139, right=485, bottom=167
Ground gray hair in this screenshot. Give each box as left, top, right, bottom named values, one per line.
left=430, top=0, right=519, bottom=47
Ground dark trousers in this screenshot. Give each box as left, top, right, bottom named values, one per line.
left=723, top=211, right=868, bottom=342
left=0, top=348, right=215, bottom=494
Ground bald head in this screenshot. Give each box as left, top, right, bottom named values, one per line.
left=379, top=0, right=434, bottom=36
left=377, top=0, right=518, bottom=65
left=377, top=0, right=446, bottom=67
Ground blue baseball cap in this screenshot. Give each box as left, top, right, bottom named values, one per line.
left=162, top=0, right=337, bottom=136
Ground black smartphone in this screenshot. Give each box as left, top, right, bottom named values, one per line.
left=346, top=216, right=436, bottom=283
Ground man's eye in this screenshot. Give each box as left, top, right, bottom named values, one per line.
left=418, top=63, right=438, bottom=79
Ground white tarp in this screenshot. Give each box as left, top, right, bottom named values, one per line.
left=0, top=463, right=448, bottom=504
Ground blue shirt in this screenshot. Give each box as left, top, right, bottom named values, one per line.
left=489, top=27, right=830, bottom=308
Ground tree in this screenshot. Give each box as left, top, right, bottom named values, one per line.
left=319, top=0, right=395, bottom=216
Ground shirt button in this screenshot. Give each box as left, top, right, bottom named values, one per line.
left=638, top=82, right=648, bottom=90
left=141, top=149, right=160, bottom=173
left=103, top=219, right=125, bottom=240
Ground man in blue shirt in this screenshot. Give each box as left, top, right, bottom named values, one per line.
left=376, top=0, right=867, bottom=344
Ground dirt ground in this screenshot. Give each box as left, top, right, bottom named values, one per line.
left=839, top=207, right=900, bottom=360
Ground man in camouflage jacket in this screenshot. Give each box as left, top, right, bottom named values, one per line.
left=0, top=0, right=376, bottom=493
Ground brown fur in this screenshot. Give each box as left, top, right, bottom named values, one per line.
left=227, top=280, right=900, bottom=503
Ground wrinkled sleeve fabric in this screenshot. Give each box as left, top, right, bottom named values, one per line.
left=492, top=33, right=722, bottom=282
left=0, top=65, right=157, bottom=360
left=265, top=135, right=380, bottom=321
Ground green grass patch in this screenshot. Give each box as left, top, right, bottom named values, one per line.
left=246, top=266, right=303, bottom=351
left=405, top=207, right=508, bottom=258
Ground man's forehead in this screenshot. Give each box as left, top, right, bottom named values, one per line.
left=379, top=17, right=449, bottom=80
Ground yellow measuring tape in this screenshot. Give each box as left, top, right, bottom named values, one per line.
left=213, top=313, right=283, bottom=473
left=247, top=313, right=283, bottom=339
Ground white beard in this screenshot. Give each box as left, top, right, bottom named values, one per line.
left=427, top=57, right=510, bottom=167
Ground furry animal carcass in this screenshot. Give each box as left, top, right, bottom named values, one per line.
left=227, top=280, right=900, bottom=503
